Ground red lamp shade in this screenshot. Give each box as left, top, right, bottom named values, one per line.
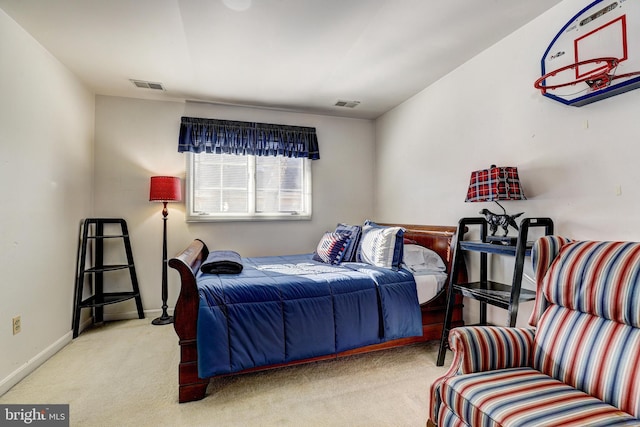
left=465, top=165, right=526, bottom=203
left=149, top=176, right=182, bottom=202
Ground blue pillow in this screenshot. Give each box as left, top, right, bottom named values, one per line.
left=356, top=221, right=404, bottom=269
left=312, top=231, right=352, bottom=265
left=334, top=223, right=362, bottom=262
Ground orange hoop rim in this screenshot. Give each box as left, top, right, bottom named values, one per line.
left=534, top=57, right=619, bottom=93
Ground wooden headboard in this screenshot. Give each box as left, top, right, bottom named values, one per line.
left=379, top=223, right=457, bottom=273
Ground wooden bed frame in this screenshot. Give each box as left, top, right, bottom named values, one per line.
left=168, top=223, right=466, bottom=403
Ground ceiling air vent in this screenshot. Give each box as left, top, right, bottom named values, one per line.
left=130, top=79, right=165, bottom=91
left=334, top=100, right=360, bottom=108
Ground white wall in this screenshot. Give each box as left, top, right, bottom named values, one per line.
left=374, top=0, right=640, bottom=326
left=0, top=10, right=94, bottom=392
left=93, top=96, right=376, bottom=318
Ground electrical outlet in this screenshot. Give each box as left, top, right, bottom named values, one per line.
left=12, top=316, right=21, bottom=335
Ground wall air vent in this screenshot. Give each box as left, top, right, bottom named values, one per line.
left=334, top=100, right=361, bottom=108
left=130, top=79, right=165, bottom=91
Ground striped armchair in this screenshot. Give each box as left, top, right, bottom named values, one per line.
left=428, top=236, right=640, bottom=427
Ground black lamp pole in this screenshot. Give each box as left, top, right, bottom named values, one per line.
left=152, top=201, right=173, bottom=325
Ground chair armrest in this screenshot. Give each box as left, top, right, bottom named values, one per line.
left=448, top=326, right=535, bottom=374
left=429, top=326, right=535, bottom=425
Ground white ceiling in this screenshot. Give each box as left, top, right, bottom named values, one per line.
left=0, top=0, right=562, bottom=119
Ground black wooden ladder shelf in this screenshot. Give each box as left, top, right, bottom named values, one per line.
left=72, top=218, right=144, bottom=338
left=436, top=217, right=554, bottom=366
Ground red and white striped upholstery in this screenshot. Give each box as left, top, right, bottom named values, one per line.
left=528, top=235, right=573, bottom=327
left=440, top=368, right=636, bottom=426
left=429, top=237, right=640, bottom=426
left=429, top=327, right=535, bottom=424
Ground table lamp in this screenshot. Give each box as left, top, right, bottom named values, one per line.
left=465, top=165, right=526, bottom=242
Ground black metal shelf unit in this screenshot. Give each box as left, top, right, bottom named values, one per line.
left=436, top=217, right=554, bottom=366
left=72, top=218, right=144, bottom=338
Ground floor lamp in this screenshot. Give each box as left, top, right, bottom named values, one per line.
left=149, top=176, right=182, bottom=325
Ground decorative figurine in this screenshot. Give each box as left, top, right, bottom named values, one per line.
left=479, top=208, right=523, bottom=237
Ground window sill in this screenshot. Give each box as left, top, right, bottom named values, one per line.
left=185, top=214, right=312, bottom=223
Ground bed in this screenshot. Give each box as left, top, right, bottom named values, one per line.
left=168, top=223, right=466, bottom=403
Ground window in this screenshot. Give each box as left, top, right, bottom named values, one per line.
left=186, top=153, right=312, bottom=221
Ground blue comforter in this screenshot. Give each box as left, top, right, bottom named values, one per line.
left=196, top=254, right=422, bottom=378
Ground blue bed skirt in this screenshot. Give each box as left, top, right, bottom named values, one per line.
left=196, top=254, right=422, bottom=378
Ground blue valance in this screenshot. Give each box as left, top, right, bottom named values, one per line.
left=178, top=116, right=320, bottom=160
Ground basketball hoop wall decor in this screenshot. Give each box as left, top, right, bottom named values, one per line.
left=535, top=0, right=640, bottom=106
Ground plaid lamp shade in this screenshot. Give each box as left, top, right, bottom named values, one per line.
left=465, top=165, right=526, bottom=202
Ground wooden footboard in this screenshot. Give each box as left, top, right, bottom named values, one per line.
left=168, top=239, right=210, bottom=403
left=168, top=224, right=466, bottom=403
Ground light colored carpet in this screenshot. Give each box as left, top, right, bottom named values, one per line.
left=1, top=319, right=453, bottom=426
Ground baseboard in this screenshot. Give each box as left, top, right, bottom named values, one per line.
left=0, top=332, right=72, bottom=397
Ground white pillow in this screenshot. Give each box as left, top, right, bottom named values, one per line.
left=357, top=225, right=403, bottom=269
left=402, top=244, right=446, bottom=273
